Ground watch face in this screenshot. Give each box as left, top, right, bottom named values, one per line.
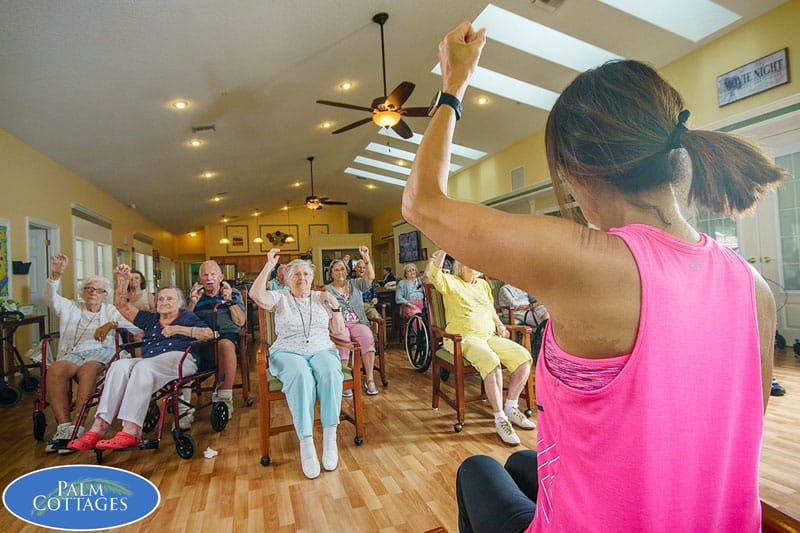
left=427, top=90, right=442, bottom=117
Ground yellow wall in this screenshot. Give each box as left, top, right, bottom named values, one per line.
left=203, top=207, right=348, bottom=259
left=0, top=129, right=177, bottom=303
left=660, top=0, right=800, bottom=127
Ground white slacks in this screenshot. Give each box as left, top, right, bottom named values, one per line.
left=96, top=351, right=197, bottom=428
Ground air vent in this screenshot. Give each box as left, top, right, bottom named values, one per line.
left=531, top=0, right=565, bottom=13
left=511, top=166, right=525, bottom=191
left=192, top=124, right=216, bottom=133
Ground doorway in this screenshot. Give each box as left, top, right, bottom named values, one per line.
left=27, top=219, right=59, bottom=332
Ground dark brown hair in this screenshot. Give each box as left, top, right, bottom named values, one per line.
left=545, top=60, right=785, bottom=218
left=129, top=269, right=147, bottom=290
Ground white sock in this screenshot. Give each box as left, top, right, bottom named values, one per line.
left=217, top=389, right=233, bottom=401
left=322, top=426, right=337, bottom=451
left=299, top=436, right=316, bottom=460
left=494, top=412, right=508, bottom=424
left=504, top=399, right=519, bottom=414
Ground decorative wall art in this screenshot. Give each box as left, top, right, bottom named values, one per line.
left=225, top=225, right=250, bottom=254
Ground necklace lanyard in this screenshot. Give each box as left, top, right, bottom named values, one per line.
left=291, top=293, right=313, bottom=344
left=71, top=307, right=100, bottom=352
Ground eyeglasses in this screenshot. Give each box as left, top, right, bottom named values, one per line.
left=83, top=287, right=107, bottom=294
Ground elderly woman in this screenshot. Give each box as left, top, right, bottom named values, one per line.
left=395, top=263, right=425, bottom=318
left=128, top=269, right=154, bottom=311
left=326, top=246, right=380, bottom=396
left=406, top=22, right=783, bottom=532
left=67, top=264, right=213, bottom=452
left=498, top=283, right=549, bottom=326
left=250, top=249, right=345, bottom=480
left=425, top=250, right=534, bottom=445
left=43, top=254, right=136, bottom=453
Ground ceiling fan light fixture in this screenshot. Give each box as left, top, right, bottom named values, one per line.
left=372, top=110, right=401, bottom=128
left=306, top=198, right=321, bottom=210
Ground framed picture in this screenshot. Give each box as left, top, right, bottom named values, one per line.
left=225, top=224, right=250, bottom=254
left=309, top=223, right=329, bottom=236
left=421, top=248, right=428, bottom=261
left=259, top=224, right=300, bottom=252
left=0, top=220, right=10, bottom=297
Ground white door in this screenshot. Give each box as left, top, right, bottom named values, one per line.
left=28, top=221, right=58, bottom=332
left=735, top=115, right=800, bottom=342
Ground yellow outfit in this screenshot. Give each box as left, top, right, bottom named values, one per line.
left=427, top=264, right=531, bottom=378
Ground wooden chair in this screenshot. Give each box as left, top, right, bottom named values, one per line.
left=424, top=282, right=535, bottom=433
left=256, top=307, right=364, bottom=467
left=235, top=288, right=251, bottom=405
left=368, top=307, right=389, bottom=387
left=762, top=500, right=800, bottom=532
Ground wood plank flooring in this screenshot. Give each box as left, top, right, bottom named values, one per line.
left=1, top=342, right=798, bottom=532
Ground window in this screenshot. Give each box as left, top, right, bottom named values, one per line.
left=72, top=206, right=113, bottom=298
left=776, top=152, right=800, bottom=290
left=695, top=209, right=739, bottom=252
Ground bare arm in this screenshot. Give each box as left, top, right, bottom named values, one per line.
left=753, top=270, right=776, bottom=412
left=249, top=248, right=280, bottom=309
left=319, top=290, right=345, bottom=335
left=113, top=264, right=139, bottom=323
left=359, top=246, right=375, bottom=286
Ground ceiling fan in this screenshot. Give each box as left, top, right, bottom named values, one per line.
left=316, top=12, right=428, bottom=139
left=305, top=156, right=347, bottom=210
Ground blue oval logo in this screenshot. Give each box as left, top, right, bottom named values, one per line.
left=2, top=465, right=160, bottom=530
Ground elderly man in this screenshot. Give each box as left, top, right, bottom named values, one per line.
left=268, top=264, right=289, bottom=290
left=354, top=259, right=381, bottom=334
left=186, top=260, right=246, bottom=417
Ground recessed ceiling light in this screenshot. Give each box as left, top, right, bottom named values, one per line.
left=221, top=217, right=229, bottom=223
left=211, top=196, right=222, bottom=202
left=201, top=171, right=215, bottom=178
left=321, top=121, right=333, bottom=129
left=188, top=139, right=203, bottom=147
left=281, top=205, right=290, bottom=211
left=339, top=81, right=353, bottom=90
left=344, top=167, right=406, bottom=187
left=476, top=96, right=489, bottom=105
left=171, top=100, right=189, bottom=110
left=189, top=232, right=197, bottom=237
left=396, top=160, right=406, bottom=166
left=366, top=184, right=377, bottom=190
left=291, top=181, right=302, bottom=188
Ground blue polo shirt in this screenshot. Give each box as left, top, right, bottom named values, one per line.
left=133, top=309, right=209, bottom=358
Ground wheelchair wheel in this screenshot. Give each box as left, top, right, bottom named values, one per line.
left=210, top=402, right=229, bottom=432
left=0, top=384, right=21, bottom=407
left=173, top=428, right=196, bottom=459
left=776, top=332, right=787, bottom=349
left=404, top=315, right=431, bottom=372
left=142, top=400, right=159, bottom=433
left=33, top=410, right=47, bottom=441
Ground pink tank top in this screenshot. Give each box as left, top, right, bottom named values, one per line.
left=528, top=224, right=763, bottom=532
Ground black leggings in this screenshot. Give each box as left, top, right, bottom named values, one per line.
left=456, top=451, right=538, bottom=533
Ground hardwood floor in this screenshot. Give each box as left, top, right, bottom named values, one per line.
left=1, top=342, right=798, bottom=532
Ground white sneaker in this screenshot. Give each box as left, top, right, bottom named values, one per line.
left=505, top=407, right=536, bottom=430
left=58, top=426, right=84, bottom=455
left=46, top=423, right=75, bottom=453
left=322, top=428, right=338, bottom=471
left=178, top=410, right=195, bottom=431
left=220, top=398, right=234, bottom=417
left=301, top=452, right=321, bottom=479
left=495, top=418, right=521, bottom=446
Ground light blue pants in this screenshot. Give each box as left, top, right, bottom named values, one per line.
left=269, top=348, right=343, bottom=439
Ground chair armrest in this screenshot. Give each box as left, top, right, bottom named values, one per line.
left=506, top=324, right=532, bottom=336
left=506, top=325, right=532, bottom=351
left=430, top=324, right=462, bottom=344
left=495, top=305, right=515, bottom=325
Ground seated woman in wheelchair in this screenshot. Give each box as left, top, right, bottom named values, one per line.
left=396, top=263, right=425, bottom=319
left=68, top=264, right=214, bottom=451
left=425, top=250, right=535, bottom=446
left=44, top=253, right=137, bottom=453
left=249, top=249, right=346, bottom=480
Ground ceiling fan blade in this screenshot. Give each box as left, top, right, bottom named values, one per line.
left=385, top=82, right=415, bottom=109
left=392, top=119, right=413, bottom=139
left=321, top=200, right=348, bottom=205
left=316, top=100, right=374, bottom=113
left=403, top=106, right=429, bottom=117
left=332, top=117, right=373, bottom=134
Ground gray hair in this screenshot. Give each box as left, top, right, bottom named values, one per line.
left=81, top=276, right=111, bottom=301
left=329, top=259, right=348, bottom=271
left=156, top=286, right=186, bottom=310
left=199, top=259, right=223, bottom=274
left=285, top=259, right=315, bottom=278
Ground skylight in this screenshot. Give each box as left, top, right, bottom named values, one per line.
left=378, top=129, right=487, bottom=160
left=365, top=142, right=462, bottom=172
left=472, top=4, right=623, bottom=71
left=353, top=156, right=410, bottom=176
left=344, top=167, right=407, bottom=187
left=596, top=0, right=740, bottom=42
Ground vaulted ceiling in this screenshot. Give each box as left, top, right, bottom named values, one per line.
left=0, top=0, right=786, bottom=233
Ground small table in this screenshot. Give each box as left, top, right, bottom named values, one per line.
left=1, top=314, right=45, bottom=386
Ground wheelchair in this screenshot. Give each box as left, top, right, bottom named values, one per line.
left=403, top=301, right=431, bottom=372
left=1, top=310, right=41, bottom=406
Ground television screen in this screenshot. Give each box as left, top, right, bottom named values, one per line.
left=398, top=230, right=421, bottom=263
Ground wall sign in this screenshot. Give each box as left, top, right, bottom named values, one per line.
left=717, top=48, right=789, bottom=107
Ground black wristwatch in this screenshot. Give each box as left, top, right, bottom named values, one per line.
left=331, top=308, right=341, bottom=313
left=428, top=90, right=462, bottom=120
